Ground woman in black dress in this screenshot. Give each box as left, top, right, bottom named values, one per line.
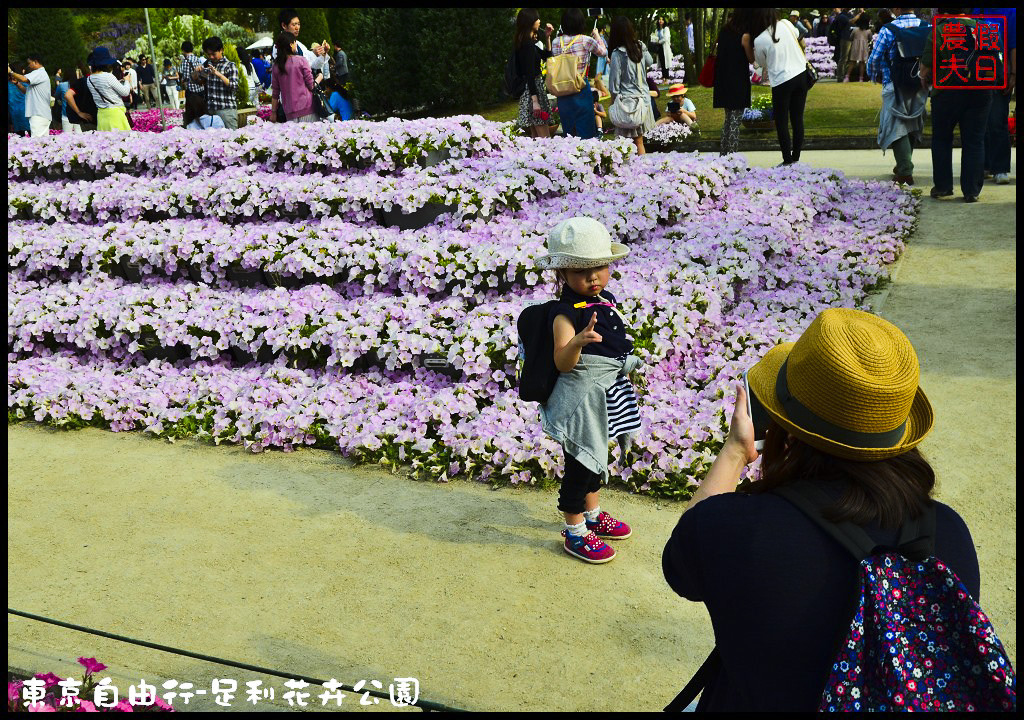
left=514, top=8, right=554, bottom=139
left=713, top=9, right=754, bottom=155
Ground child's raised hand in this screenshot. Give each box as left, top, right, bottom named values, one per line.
left=574, top=312, right=603, bottom=347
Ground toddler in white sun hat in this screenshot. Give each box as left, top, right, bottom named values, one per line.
left=535, top=217, right=643, bottom=564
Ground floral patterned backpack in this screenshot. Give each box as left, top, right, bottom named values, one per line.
left=775, top=482, right=1016, bottom=713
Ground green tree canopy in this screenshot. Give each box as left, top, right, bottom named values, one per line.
left=295, top=8, right=331, bottom=49
left=13, top=8, right=88, bottom=82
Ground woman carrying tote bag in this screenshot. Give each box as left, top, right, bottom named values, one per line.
left=607, top=15, right=655, bottom=155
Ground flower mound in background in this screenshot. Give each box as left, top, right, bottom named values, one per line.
left=6, top=117, right=918, bottom=499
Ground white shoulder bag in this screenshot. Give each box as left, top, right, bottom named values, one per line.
left=608, top=50, right=647, bottom=131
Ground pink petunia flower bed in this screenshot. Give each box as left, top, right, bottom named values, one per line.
left=7, top=657, right=174, bottom=712
left=6, top=117, right=918, bottom=498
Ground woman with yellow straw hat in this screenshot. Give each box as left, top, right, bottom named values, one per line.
left=661, top=308, right=988, bottom=712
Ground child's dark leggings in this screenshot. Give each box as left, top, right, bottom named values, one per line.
left=558, top=449, right=602, bottom=514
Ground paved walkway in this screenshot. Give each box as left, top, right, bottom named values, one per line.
left=8, top=148, right=1016, bottom=712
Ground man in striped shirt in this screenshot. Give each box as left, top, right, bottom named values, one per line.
left=867, top=9, right=927, bottom=185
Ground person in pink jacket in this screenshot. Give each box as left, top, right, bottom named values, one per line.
left=270, top=32, right=316, bottom=123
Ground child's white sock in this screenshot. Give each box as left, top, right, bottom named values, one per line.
left=564, top=520, right=588, bottom=537
left=583, top=507, right=601, bottom=523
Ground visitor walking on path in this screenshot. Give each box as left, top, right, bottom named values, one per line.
left=653, top=16, right=672, bottom=75
left=536, top=217, right=639, bottom=565
left=64, top=52, right=101, bottom=132
left=193, top=36, right=239, bottom=130
left=846, top=14, right=873, bottom=82
left=270, top=32, right=316, bottom=124
left=662, top=308, right=989, bottom=712
left=750, top=9, right=809, bottom=166
left=867, top=8, right=927, bottom=186
left=550, top=9, right=607, bottom=140
left=137, top=56, right=159, bottom=109
left=7, top=61, right=30, bottom=136
left=123, top=58, right=139, bottom=109
left=713, top=9, right=753, bottom=155
left=180, top=41, right=204, bottom=103
left=920, top=12, right=992, bottom=203
left=974, top=7, right=1016, bottom=185
left=607, top=15, right=656, bottom=155
left=83, top=48, right=132, bottom=132
left=161, top=59, right=180, bottom=110
left=272, top=9, right=330, bottom=84
left=513, top=9, right=554, bottom=139
left=8, top=55, right=51, bottom=138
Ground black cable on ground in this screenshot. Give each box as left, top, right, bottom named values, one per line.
left=8, top=608, right=464, bottom=712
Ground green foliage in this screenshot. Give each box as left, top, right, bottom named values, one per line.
left=13, top=8, right=88, bottom=81
left=223, top=43, right=250, bottom=109
left=295, top=8, right=332, bottom=49
left=349, top=8, right=511, bottom=116
left=325, top=8, right=359, bottom=48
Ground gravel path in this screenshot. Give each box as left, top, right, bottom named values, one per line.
left=8, top=148, right=1015, bottom=711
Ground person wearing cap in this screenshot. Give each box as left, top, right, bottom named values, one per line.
left=81, top=47, right=132, bottom=132
left=655, top=83, right=696, bottom=126
left=789, top=10, right=810, bottom=39
left=662, top=308, right=981, bottom=711
left=810, top=9, right=824, bottom=36
left=536, top=217, right=640, bottom=564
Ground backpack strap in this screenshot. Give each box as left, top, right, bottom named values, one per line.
left=664, top=648, right=719, bottom=712
left=774, top=480, right=936, bottom=561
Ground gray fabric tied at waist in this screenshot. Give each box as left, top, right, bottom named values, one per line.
left=540, top=353, right=643, bottom=481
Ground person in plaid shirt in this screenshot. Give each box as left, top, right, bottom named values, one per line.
left=192, top=36, right=238, bottom=129
left=550, top=8, right=607, bottom=139
left=180, top=40, right=205, bottom=103
left=866, top=8, right=926, bottom=185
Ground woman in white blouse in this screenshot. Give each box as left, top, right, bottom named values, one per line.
left=748, top=8, right=810, bottom=165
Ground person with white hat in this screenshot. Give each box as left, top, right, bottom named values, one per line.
left=662, top=308, right=988, bottom=711
left=535, top=217, right=640, bottom=564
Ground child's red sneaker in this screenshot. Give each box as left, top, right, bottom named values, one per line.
left=562, top=530, right=616, bottom=564
left=586, top=511, right=632, bottom=539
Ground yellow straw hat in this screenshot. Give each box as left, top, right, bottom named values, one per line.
left=747, top=308, right=934, bottom=461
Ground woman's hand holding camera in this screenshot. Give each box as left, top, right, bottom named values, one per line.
left=724, top=383, right=760, bottom=467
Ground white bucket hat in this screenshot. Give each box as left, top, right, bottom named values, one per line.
left=535, top=217, right=630, bottom=269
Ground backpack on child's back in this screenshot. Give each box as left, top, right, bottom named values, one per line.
left=516, top=300, right=572, bottom=403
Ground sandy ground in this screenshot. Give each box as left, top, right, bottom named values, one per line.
left=7, top=148, right=1016, bottom=712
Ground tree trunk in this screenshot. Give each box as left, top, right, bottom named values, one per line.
left=677, top=7, right=694, bottom=84
left=693, top=8, right=705, bottom=74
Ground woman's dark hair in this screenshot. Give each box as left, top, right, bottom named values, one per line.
left=744, top=422, right=936, bottom=527
left=324, top=75, right=349, bottom=99
left=855, top=13, right=871, bottom=31
left=275, top=32, right=295, bottom=72
left=657, top=16, right=666, bottom=28
left=514, top=8, right=540, bottom=49
left=750, top=7, right=780, bottom=42
left=561, top=8, right=586, bottom=36
left=609, top=15, right=643, bottom=63
left=725, top=8, right=757, bottom=35
left=182, top=92, right=209, bottom=127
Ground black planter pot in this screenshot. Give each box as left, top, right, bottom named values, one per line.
left=119, top=256, right=143, bottom=282
left=226, top=263, right=263, bottom=288
left=70, top=167, right=95, bottom=181
left=419, top=147, right=452, bottom=168
left=379, top=202, right=458, bottom=231
left=230, top=346, right=255, bottom=364
left=262, top=269, right=304, bottom=289
left=187, top=262, right=206, bottom=283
